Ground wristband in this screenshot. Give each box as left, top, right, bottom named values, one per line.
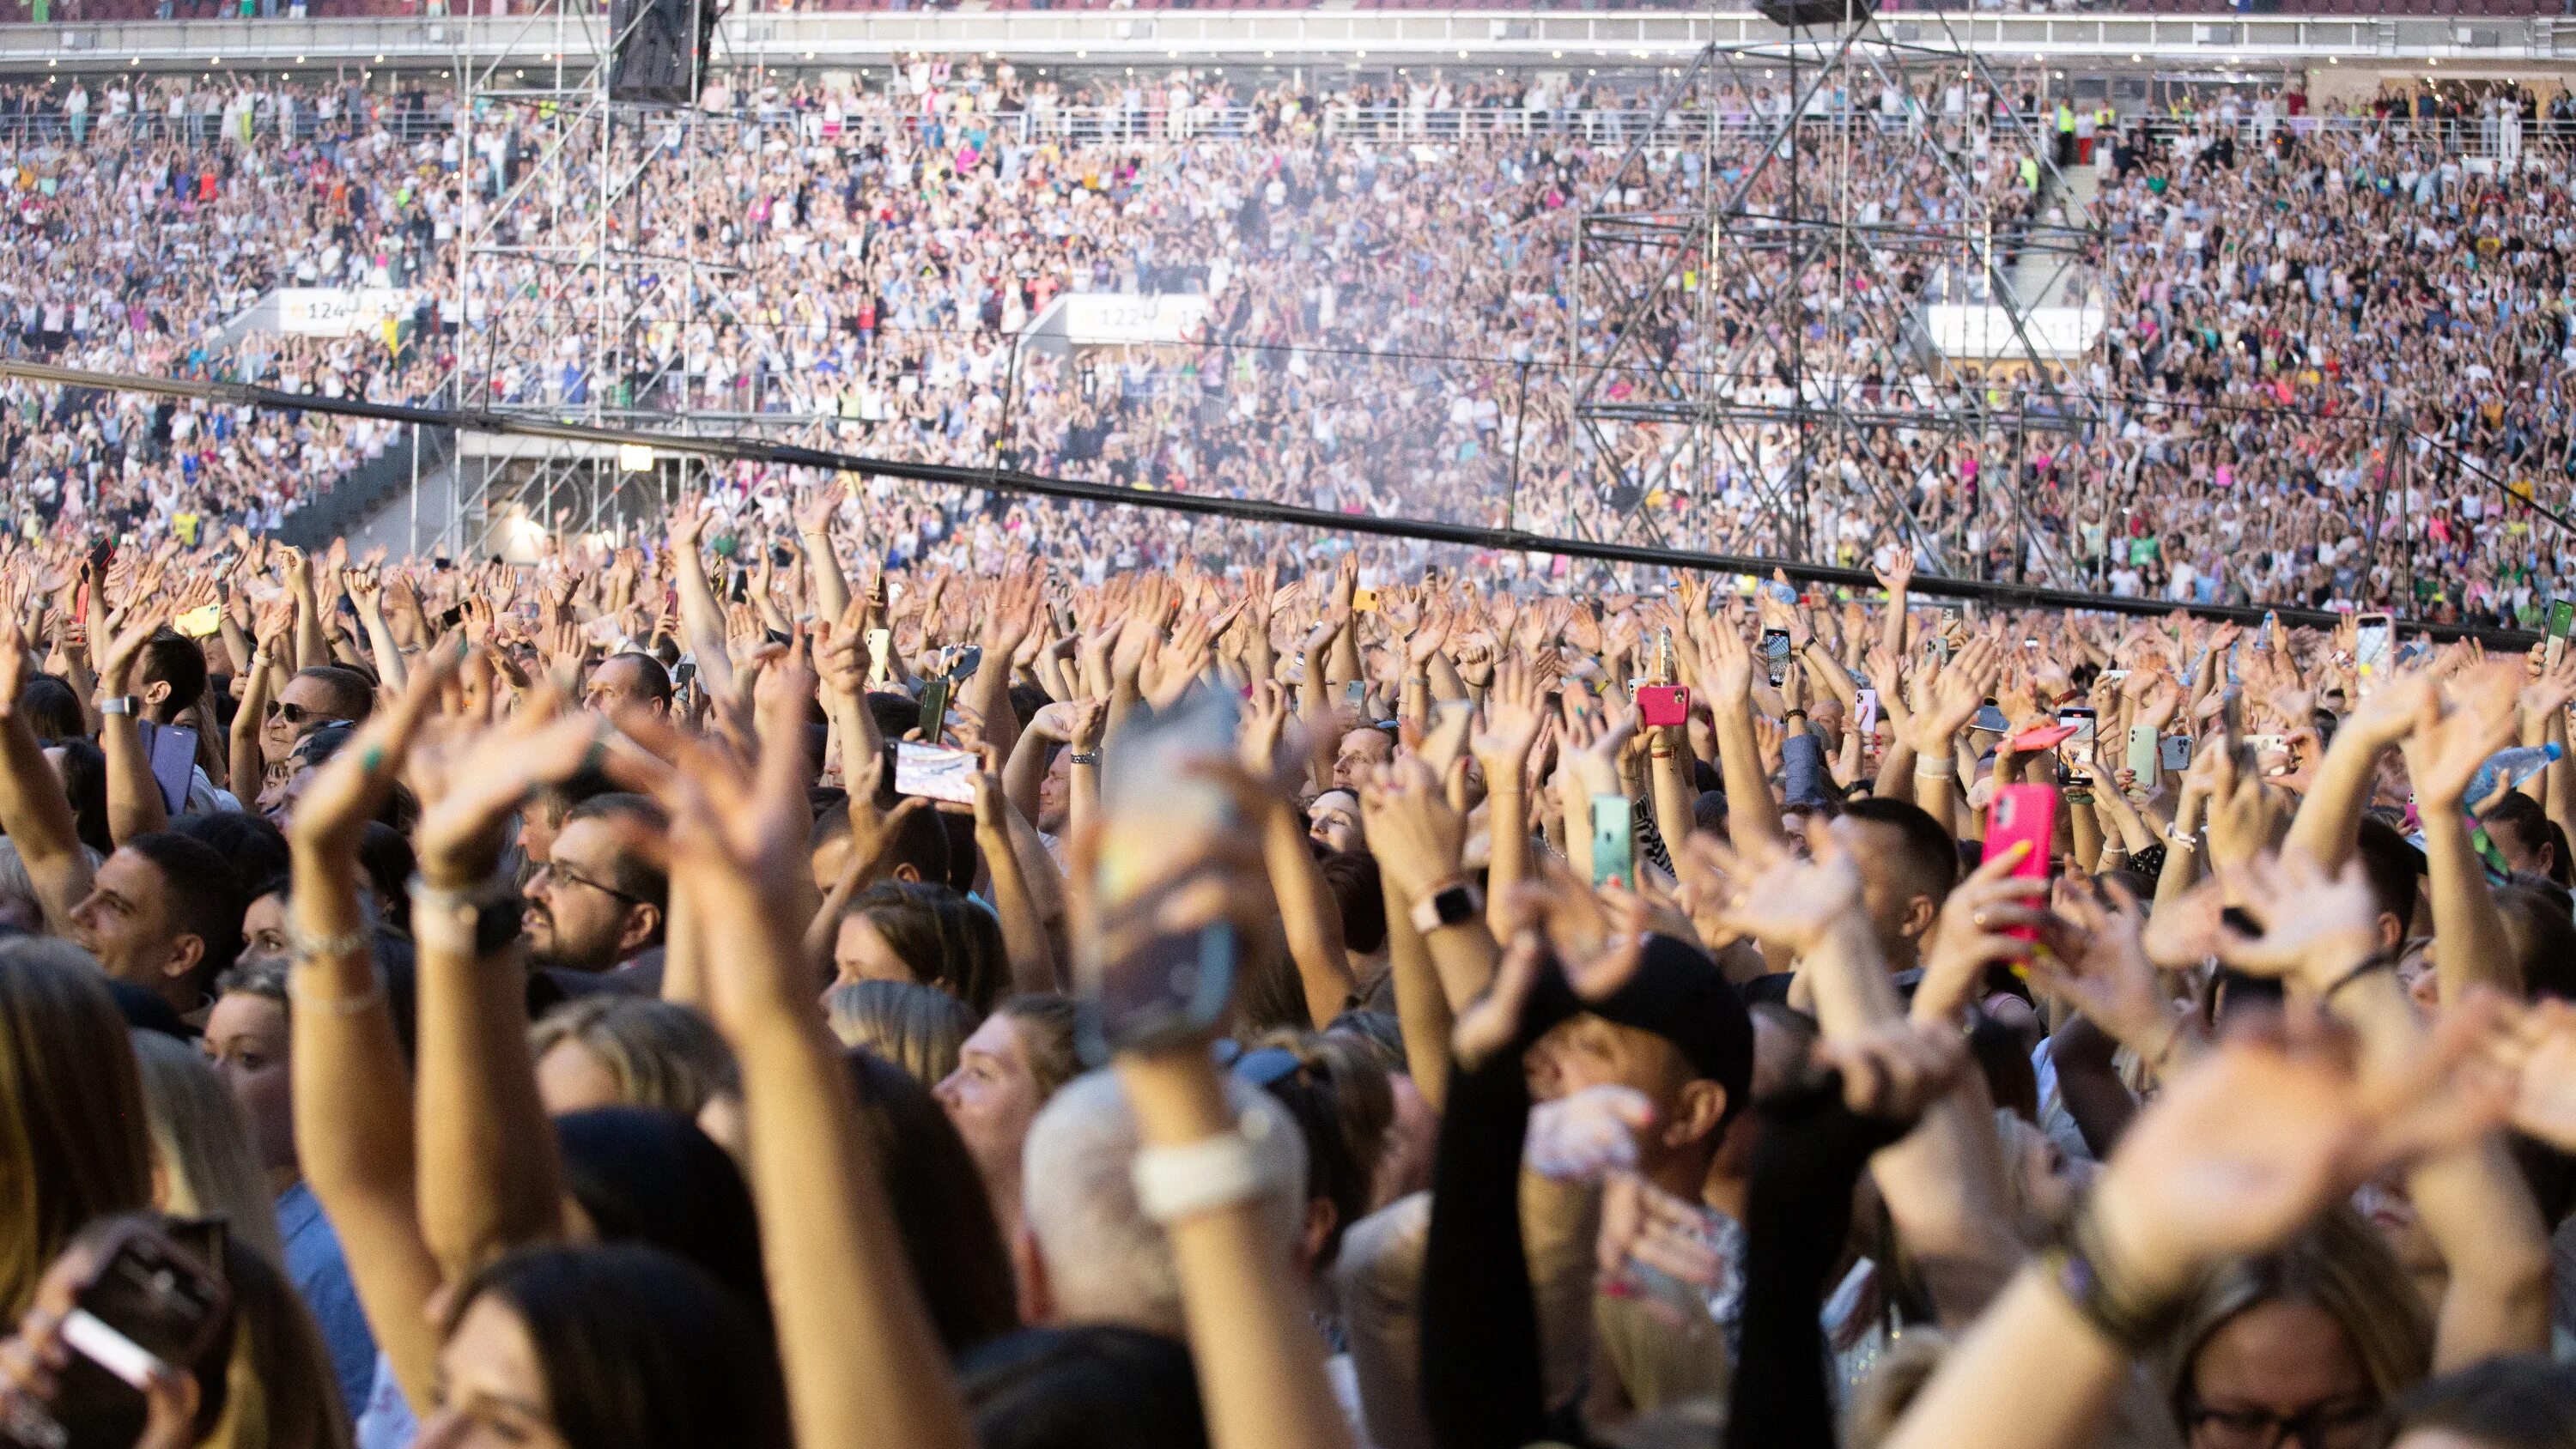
left=284, top=920, right=372, bottom=963
left=2166, top=826, right=2200, bottom=850
left=1131, top=1109, right=1297, bottom=1224
left=2041, top=1197, right=2191, bottom=1353
left=1069, top=751, right=1101, bottom=767
left=97, top=695, right=137, bottom=717
left=1914, top=756, right=1957, bottom=780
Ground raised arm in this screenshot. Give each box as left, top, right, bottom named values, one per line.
left=403, top=697, right=598, bottom=1278
left=283, top=652, right=459, bottom=1411
left=0, top=619, right=94, bottom=931
left=1695, top=615, right=1784, bottom=850
left=94, top=615, right=169, bottom=846
left=794, top=483, right=853, bottom=627
left=2282, top=672, right=2427, bottom=871
left=2400, top=667, right=2522, bottom=1000
left=626, top=667, right=977, bottom=1449
left=972, top=755, right=1060, bottom=997
left=667, top=500, right=737, bottom=702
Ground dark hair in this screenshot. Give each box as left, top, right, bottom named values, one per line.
left=890, top=803, right=956, bottom=886
left=355, top=821, right=417, bottom=935
left=1690, top=789, right=1729, bottom=839
left=49, top=736, right=111, bottom=857
left=844, top=1047, right=1019, bottom=1355
left=866, top=691, right=921, bottom=750
left=962, top=1325, right=1209, bottom=1449
left=1317, top=851, right=1386, bottom=956
left=2497, top=883, right=2576, bottom=1003
left=292, top=665, right=377, bottom=724
left=854, top=881, right=1008, bottom=1016
left=599, top=652, right=675, bottom=707
left=450, top=1244, right=789, bottom=1449
left=1843, top=797, right=1961, bottom=906
left=555, top=1107, right=768, bottom=1328
left=123, top=831, right=246, bottom=990
left=168, top=809, right=289, bottom=897
left=15, top=673, right=85, bottom=743
left=2383, top=1355, right=2576, bottom=1449
left=2354, top=817, right=2425, bottom=937
left=2483, top=792, right=2566, bottom=887
left=561, top=793, right=671, bottom=913
left=139, top=629, right=208, bottom=720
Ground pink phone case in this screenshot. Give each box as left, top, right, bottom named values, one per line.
left=1983, top=785, right=2060, bottom=943
left=1637, top=685, right=1690, bottom=728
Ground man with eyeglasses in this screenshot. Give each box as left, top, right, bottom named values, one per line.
left=524, top=791, right=668, bottom=982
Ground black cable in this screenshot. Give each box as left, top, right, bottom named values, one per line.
left=0, top=357, right=2537, bottom=645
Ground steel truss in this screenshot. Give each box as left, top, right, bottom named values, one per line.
left=1571, top=9, right=2103, bottom=587
left=428, top=0, right=761, bottom=561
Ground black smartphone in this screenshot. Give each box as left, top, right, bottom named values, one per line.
left=1761, top=627, right=1792, bottom=686
left=20, top=1220, right=231, bottom=1449
left=916, top=678, right=951, bottom=743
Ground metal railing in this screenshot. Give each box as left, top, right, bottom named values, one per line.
left=0, top=9, right=2527, bottom=69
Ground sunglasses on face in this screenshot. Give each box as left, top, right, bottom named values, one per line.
left=264, top=700, right=348, bottom=729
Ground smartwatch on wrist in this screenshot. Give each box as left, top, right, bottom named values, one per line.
left=1409, top=877, right=1484, bottom=936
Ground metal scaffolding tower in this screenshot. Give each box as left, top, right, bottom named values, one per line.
left=1571, top=8, right=2101, bottom=586
left=429, top=0, right=738, bottom=561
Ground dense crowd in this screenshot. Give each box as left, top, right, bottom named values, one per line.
left=1, top=64, right=2573, bottom=621
left=8, top=503, right=2576, bottom=1449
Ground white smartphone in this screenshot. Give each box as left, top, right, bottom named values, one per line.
left=2354, top=612, right=2393, bottom=678
left=892, top=740, right=977, bottom=804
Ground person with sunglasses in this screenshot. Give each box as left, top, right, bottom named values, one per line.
left=257, top=668, right=372, bottom=775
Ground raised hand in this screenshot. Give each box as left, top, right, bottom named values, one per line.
left=2475, top=995, right=2576, bottom=1153
left=405, top=689, right=610, bottom=888
left=1674, top=820, right=1863, bottom=956
left=1914, top=636, right=2002, bottom=755
left=667, top=496, right=709, bottom=550
left=1357, top=757, right=1468, bottom=906
left=2087, top=1010, right=2501, bottom=1303
left=2037, top=876, right=2185, bottom=1060
left=1818, top=1017, right=1970, bottom=1122
left=812, top=601, right=875, bottom=701
left=793, top=479, right=846, bottom=540
left=2210, top=847, right=2382, bottom=993
left=2402, top=664, right=2523, bottom=811
left=1873, top=546, right=1916, bottom=597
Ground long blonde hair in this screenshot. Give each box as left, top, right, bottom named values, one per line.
left=0, top=939, right=152, bottom=1319
left=128, top=1028, right=287, bottom=1269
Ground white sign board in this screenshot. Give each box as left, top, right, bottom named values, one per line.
left=1923, top=303, right=2105, bottom=361
left=272, top=288, right=420, bottom=337
left=1013, top=290, right=1212, bottom=370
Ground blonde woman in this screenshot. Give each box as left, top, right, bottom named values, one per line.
left=131, top=1026, right=288, bottom=1269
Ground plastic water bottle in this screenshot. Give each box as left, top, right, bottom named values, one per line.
left=2466, top=743, right=2564, bottom=812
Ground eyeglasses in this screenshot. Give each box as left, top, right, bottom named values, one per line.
left=264, top=700, right=349, bottom=730
left=2184, top=1396, right=2380, bottom=1449
left=530, top=859, right=649, bottom=908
